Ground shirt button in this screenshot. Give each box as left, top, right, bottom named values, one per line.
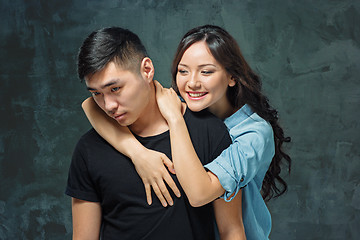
left=240, top=178, right=244, bottom=182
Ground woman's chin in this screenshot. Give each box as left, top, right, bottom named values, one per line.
left=186, top=103, right=207, bottom=112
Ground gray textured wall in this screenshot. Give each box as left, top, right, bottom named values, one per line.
left=1, top=0, right=359, bottom=239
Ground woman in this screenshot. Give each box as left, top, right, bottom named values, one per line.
left=82, top=25, right=291, bottom=239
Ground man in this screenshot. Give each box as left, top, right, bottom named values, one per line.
left=66, top=27, right=242, bottom=239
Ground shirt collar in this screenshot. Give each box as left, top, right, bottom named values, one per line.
left=224, top=104, right=254, bottom=129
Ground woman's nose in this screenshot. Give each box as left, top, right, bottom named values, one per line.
left=187, top=74, right=201, bottom=89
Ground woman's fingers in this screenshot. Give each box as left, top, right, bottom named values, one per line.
left=151, top=182, right=169, bottom=207
left=154, top=80, right=163, bottom=94
left=142, top=160, right=181, bottom=206
left=156, top=179, right=174, bottom=206
left=163, top=172, right=181, bottom=198
left=162, top=155, right=175, bottom=174
left=144, top=182, right=152, bottom=205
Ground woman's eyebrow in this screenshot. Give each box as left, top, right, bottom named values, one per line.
left=178, top=63, right=217, bottom=68
left=198, top=64, right=217, bottom=68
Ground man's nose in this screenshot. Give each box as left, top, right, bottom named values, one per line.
left=104, top=95, right=118, bottom=114
left=187, top=74, right=201, bottom=89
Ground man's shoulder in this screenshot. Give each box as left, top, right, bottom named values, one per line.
left=184, top=108, right=230, bottom=144
left=75, top=128, right=105, bottom=148
left=184, top=108, right=231, bottom=164
left=184, top=108, right=227, bottom=131
left=73, top=128, right=120, bottom=160
left=78, top=128, right=100, bottom=141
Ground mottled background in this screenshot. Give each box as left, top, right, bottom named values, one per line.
left=1, top=0, right=359, bottom=239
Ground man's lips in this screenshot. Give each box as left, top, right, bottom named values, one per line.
left=113, top=113, right=126, bottom=121
left=187, top=92, right=208, bottom=99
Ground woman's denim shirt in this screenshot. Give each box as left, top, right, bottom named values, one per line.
left=205, top=104, right=275, bottom=240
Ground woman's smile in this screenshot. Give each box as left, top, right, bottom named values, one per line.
left=187, top=91, right=208, bottom=99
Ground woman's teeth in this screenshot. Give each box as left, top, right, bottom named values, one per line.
left=189, top=92, right=206, bottom=97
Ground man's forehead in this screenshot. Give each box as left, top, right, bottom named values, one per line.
left=84, top=63, right=122, bottom=88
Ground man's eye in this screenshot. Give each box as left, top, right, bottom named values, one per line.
left=111, top=87, right=120, bottom=92
left=91, top=92, right=100, bottom=96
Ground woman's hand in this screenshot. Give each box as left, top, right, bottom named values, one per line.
left=154, top=80, right=184, bottom=123
left=131, top=147, right=181, bottom=207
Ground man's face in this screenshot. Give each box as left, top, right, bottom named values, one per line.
left=85, top=61, right=151, bottom=127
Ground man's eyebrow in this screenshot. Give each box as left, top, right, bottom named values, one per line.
left=86, top=79, right=120, bottom=91
left=102, top=80, right=119, bottom=88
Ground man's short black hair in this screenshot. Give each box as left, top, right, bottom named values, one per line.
left=77, top=27, right=148, bottom=81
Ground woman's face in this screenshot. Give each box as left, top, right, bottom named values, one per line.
left=176, top=41, right=235, bottom=118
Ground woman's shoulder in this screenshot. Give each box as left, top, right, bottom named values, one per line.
left=229, top=112, right=273, bottom=142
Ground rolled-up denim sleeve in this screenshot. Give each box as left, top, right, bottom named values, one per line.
left=205, top=128, right=274, bottom=202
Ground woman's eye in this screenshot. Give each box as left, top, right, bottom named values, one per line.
left=201, top=70, right=214, bottom=75
left=178, top=69, right=188, bottom=74
left=91, top=91, right=100, bottom=96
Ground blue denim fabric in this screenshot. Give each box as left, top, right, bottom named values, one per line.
left=205, top=104, right=275, bottom=240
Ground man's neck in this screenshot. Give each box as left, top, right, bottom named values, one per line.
left=129, top=86, right=169, bottom=138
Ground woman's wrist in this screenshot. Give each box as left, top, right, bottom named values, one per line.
left=167, top=113, right=185, bottom=128
left=124, top=140, right=148, bottom=163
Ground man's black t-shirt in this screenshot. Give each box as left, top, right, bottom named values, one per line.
left=66, top=108, right=231, bottom=240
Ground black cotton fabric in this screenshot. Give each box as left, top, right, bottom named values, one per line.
left=65, top=108, right=231, bottom=240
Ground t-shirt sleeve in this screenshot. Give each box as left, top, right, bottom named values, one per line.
left=205, top=125, right=275, bottom=202
left=65, top=139, right=100, bottom=202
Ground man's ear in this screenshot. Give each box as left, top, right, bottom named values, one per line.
left=140, top=57, right=154, bottom=82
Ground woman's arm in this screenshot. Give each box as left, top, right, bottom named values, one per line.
left=154, top=81, right=225, bottom=206
left=82, top=97, right=180, bottom=207
left=213, top=191, right=246, bottom=240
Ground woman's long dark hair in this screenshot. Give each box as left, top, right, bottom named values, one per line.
left=171, top=25, right=291, bottom=202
